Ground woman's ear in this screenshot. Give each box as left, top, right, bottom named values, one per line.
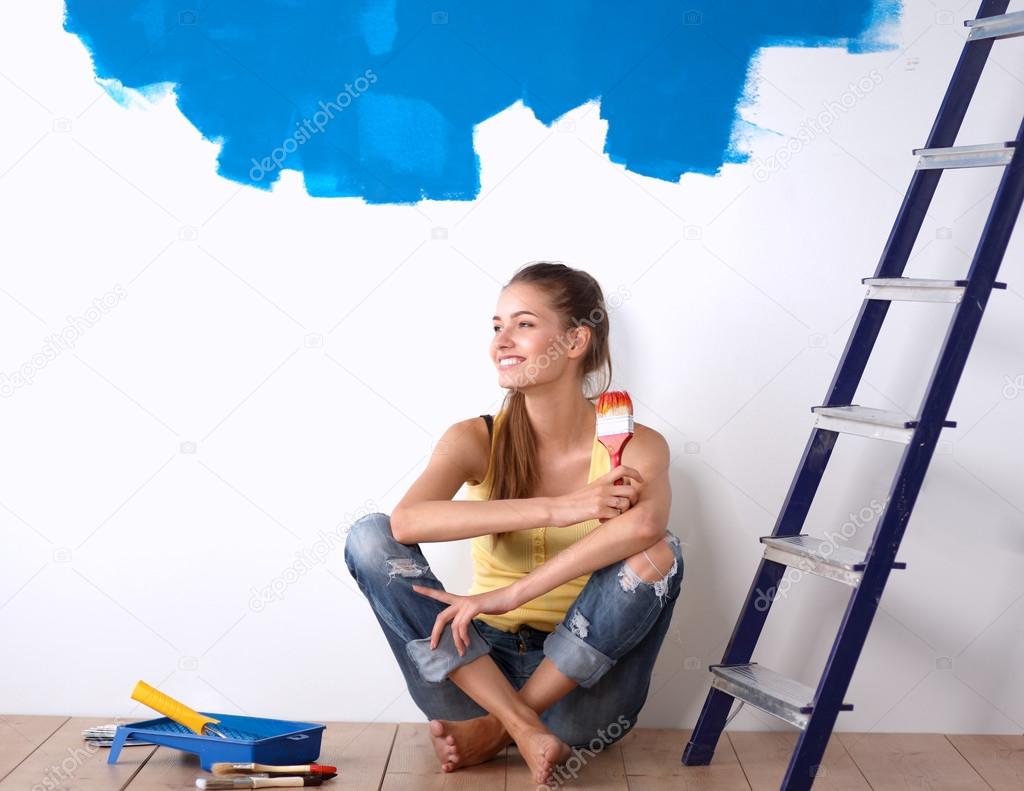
left=569, top=325, right=590, bottom=354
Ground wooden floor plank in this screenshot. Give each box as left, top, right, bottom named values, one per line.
left=0, top=716, right=155, bottom=791
left=620, top=728, right=750, bottom=790
left=839, top=732, right=993, bottom=791
left=727, top=731, right=870, bottom=791
left=0, top=715, right=69, bottom=782
left=118, top=745, right=203, bottom=790
left=4, top=715, right=1020, bottom=790
left=122, top=721, right=397, bottom=790
left=382, top=722, right=507, bottom=790
left=946, top=734, right=1024, bottom=790
left=318, top=722, right=397, bottom=791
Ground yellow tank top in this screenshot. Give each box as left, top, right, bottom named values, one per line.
left=465, top=410, right=611, bottom=633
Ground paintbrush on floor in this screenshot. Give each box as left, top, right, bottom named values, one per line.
left=211, top=763, right=337, bottom=776
left=212, top=773, right=336, bottom=781
left=197, top=777, right=324, bottom=789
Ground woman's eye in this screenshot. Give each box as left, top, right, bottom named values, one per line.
left=492, top=322, right=533, bottom=332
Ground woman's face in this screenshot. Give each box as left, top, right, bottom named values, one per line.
left=491, top=283, right=580, bottom=389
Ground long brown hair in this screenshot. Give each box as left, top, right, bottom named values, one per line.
left=486, top=261, right=613, bottom=502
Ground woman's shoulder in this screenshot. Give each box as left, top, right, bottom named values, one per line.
left=588, top=419, right=668, bottom=481
left=620, top=421, right=670, bottom=468
left=451, top=413, right=494, bottom=487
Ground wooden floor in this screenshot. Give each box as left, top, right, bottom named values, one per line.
left=1, top=715, right=1022, bottom=790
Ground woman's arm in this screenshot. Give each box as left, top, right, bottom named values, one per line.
left=504, top=425, right=672, bottom=609
left=390, top=417, right=556, bottom=543
left=412, top=425, right=674, bottom=654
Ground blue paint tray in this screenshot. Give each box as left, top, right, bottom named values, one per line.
left=107, top=712, right=325, bottom=771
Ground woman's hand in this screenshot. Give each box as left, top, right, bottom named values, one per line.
left=411, top=584, right=519, bottom=656
left=549, top=464, right=644, bottom=526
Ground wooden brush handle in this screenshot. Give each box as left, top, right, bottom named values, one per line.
left=131, top=680, right=221, bottom=736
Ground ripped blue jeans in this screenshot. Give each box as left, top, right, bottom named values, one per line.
left=342, top=512, right=684, bottom=749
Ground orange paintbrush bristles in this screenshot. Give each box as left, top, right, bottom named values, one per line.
left=596, top=390, right=633, bottom=418
left=595, top=390, right=635, bottom=484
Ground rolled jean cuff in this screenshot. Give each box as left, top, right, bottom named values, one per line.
left=405, top=620, right=491, bottom=685
left=543, top=623, right=616, bottom=688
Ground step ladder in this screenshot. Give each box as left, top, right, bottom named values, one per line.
left=681, top=2, right=1024, bottom=789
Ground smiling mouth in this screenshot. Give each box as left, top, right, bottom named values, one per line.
left=498, top=357, right=525, bottom=368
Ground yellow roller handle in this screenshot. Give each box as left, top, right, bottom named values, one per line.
left=131, top=680, right=222, bottom=736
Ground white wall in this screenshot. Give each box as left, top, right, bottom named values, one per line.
left=2, top=0, right=1023, bottom=734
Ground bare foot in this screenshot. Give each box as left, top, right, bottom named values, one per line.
left=507, top=717, right=572, bottom=785
left=428, top=715, right=510, bottom=772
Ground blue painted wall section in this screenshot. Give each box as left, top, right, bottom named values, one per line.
left=63, top=1, right=901, bottom=204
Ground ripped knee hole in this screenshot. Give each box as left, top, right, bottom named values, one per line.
left=385, top=557, right=429, bottom=583
left=624, top=537, right=677, bottom=583
left=617, top=535, right=680, bottom=600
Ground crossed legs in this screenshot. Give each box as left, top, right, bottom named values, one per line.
left=430, top=535, right=680, bottom=781
left=343, top=513, right=681, bottom=785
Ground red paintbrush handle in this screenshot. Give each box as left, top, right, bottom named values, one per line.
left=609, top=433, right=634, bottom=485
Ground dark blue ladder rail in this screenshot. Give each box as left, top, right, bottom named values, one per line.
left=776, top=113, right=1024, bottom=789
left=683, top=2, right=1021, bottom=789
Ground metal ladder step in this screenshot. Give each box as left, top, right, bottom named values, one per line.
left=862, top=276, right=1007, bottom=302
left=965, top=9, right=1024, bottom=41
left=810, top=405, right=957, bottom=444
left=913, top=141, right=1015, bottom=169
left=709, top=663, right=853, bottom=730
left=760, top=534, right=907, bottom=587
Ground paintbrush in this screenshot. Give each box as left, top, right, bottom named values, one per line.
left=231, top=774, right=336, bottom=781
left=212, top=763, right=336, bottom=776
left=196, top=777, right=323, bottom=789
left=596, top=390, right=635, bottom=488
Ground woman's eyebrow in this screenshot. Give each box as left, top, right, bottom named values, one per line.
left=492, top=310, right=539, bottom=320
